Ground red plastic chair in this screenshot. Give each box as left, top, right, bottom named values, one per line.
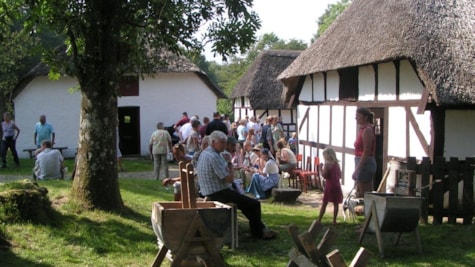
left=298, top=156, right=321, bottom=193
left=288, top=154, right=303, bottom=189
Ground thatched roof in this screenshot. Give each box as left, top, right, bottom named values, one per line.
left=231, top=50, right=301, bottom=109
left=278, top=0, right=475, bottom=105
left=13, top=50, right=226, bottom=99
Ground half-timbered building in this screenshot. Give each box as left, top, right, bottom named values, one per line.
left=231, top=50, right=302, bottom=138
left=278, top=0, right=475, bottom=190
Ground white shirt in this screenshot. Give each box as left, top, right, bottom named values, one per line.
left=237, top=125, right=248, bottom=141
left=34, top=148, right=63, bottom=180
left=179, top=122, right=193, bottom=142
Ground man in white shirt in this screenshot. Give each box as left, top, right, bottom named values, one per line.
left=179, top=116, right=199, bottom=143
left=33, top=140, right=64, bottom=180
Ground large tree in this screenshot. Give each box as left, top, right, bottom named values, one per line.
left=312, top=0, right=351, bottom=42
left=0, top=14, right=40, bottom=116
left=15, top=0, right=260, bottom=211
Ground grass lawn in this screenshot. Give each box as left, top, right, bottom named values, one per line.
left=0, top=157, right=474, bottom=266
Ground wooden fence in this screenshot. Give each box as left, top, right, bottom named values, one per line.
left=405, top=157, right=474, bottom=225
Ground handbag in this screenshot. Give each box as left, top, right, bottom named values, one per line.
left=167, top=151, right=174, bottom=162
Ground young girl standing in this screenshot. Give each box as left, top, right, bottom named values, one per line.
left=317, top=147, right=343, bottom=225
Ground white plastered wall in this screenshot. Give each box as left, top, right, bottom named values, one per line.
left=14, top=72, right=219, bottom=158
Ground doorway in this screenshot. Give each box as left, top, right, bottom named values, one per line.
left=118, top=107, right=141, bottom=155
left=372, top=108, right=384, bottom=191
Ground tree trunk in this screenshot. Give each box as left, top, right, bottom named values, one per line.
left=70, top=0, right=123, bottom=211
left=70, top=86, right=123, bottom=211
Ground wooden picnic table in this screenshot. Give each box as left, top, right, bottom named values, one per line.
left=23, top=146, right=68, bottom=159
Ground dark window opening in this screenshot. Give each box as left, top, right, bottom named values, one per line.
left=338, top=67, right=358, bottom=100
left=119, top=76, right=139, bottom=96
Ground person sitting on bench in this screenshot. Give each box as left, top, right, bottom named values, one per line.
left=246, top=148, right=280, bottom=199
left=33, top=140, right=65, bottom=180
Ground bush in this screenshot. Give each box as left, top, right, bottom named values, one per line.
left=0, top=179, right=54, bottom=224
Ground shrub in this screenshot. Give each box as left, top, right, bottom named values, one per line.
left=0, top=179, right=54, bottom=224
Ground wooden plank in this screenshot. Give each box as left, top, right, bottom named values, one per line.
left=349, top=247, right=372, bottom=267
left=448, top=157, right=459, bottom=224
left=326, top=249, right=347, bottom=267
left=407, top=157, right=417, bottom=196
left=462, top=158, right=474, bottom=225
left=316, top=228, right=337, bottom=259
left=419, top=157, right=431, bottom=224
left=287, top=224, right=307, bottom=255
left=179, top=161, right=191, bottom=209
left=307, top=220, right=324, bottom=239
left=151, top=245, right=169, bottom=267
left=185, top=163, right=197, bottom=209
left=431, top=157, right=445, bottom=224
left=288, top=248, right=318, bottom=267
left=299, top=231, right=321, bottom=264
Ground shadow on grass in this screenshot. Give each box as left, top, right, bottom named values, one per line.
left=1, top=180, right=160, bottom=266
left=0, top=249, right=54, bottom=267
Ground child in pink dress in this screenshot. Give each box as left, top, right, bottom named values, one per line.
left=317, top=147, right=343, bottom=225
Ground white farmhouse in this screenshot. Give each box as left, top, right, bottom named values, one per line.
left=13, top=53, right=225, bottom=158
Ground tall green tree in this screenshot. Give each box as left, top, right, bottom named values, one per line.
left=204, top=33, right=307, bottom=120
left=312, top=0, right=351, bottom=42
left=0, top=12, right=39, bottom=117
left=246, top=32, right=307, bottom=62
left=13, top=0, right=260, bottom=211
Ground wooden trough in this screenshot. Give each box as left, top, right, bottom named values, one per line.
left=151, top=162, right=232, bottom=267
left=359, top=192, right=423, bottom=257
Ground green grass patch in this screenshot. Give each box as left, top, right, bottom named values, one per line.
left=0, top=167, right=474, bottom=266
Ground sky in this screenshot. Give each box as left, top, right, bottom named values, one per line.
left=252, top=0, right=339, bottom=43
left=205, top=0, right=339, bottom=61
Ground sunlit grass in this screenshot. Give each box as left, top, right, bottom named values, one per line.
left=0, top=161, right=474, bottom=266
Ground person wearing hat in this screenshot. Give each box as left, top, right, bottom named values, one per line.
left=246, top=148, right=280, bottom=199
left=197, top=130, right=278, bottom=240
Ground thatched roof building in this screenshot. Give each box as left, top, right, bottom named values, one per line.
left=14, top=50, right=226, bottom=98
left=278, top=0, right=475, bottom=106
left=231, top=50, right=302, bottom=109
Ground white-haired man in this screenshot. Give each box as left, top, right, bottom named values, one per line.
left=197, top=130, right=278, bottom=240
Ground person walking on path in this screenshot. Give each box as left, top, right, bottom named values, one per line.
left=317, top=147, right=343, bottom=225
left=1, top=112, right=20, bottom=168
left=34, top=115, right=55, bottom=148
left=149, top=122, right=173, bottom=180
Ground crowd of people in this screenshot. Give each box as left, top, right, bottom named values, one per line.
left=150, top=111, right=303, bottom=240
left=155, top=108, right=377, bottom=227
left=4, top=107, right=376, bottom=230
left=0, top=112, right=62, bottom=180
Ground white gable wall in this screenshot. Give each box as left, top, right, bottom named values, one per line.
left=299, top=76, right=313, bottom=102
left=400, top=61, right=424, bottom=100
left=119, top=73, right=218, bottom=155
left=445, top=110, right=475, bottom=157
left=359, top=65, right=375, bottom=101
left=14, top=76, right=81, bottom=159
left=14, top=72, right=219, bottom=158
left=327, top=71, right=339, bottom=101
left=378, top=62, right=396, bottom=100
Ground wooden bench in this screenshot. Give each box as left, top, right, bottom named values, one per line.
left=272, top=188, right=302, bottom=203
left=23, top=146, right=68, bottom=159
